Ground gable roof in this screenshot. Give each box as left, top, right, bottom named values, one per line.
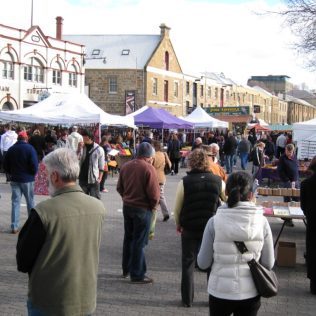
left=64, top=34, right=160, bottom=69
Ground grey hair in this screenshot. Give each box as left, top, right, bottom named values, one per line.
left=210, top=143, right=219, bottom=152
left=43, top=148, right=79, bottom=182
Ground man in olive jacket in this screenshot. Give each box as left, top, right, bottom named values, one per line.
left=16, top=148, right=106, bottom=316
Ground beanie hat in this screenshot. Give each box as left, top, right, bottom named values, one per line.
left=137, top=142, right=155, bottom=158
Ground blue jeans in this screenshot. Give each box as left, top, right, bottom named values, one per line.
left=122, top=205, right=152, bottom=280
left=11, top=182, right=34, bottom=230
left=225, top=154, right=234, bottom=174
left=240, top=152, right=249, bottom=170
left=27, top=300, right=92, bottom=316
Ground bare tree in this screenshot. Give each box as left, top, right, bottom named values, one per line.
left=279, top=1, right=316, bottom=69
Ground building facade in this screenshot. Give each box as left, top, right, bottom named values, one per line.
left=0, top=17, right=84, bottom=110
left=66, top=24, right=184, bottom=116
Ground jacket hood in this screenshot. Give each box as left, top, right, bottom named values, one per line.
left=216, top=202, right=264, bottom=241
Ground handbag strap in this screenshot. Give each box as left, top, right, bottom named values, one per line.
left=234, top=241, right=249, bottom=254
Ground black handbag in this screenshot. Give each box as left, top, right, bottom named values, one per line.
left=234, top=241, right=278, bottom=298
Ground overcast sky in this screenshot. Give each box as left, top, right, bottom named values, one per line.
left=1, top=0, right=315, bottom=89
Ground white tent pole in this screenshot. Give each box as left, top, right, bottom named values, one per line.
left=162, top=128, right=164, bottom=145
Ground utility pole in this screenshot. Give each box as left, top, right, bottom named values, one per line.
left=31, top=0, right=34, bottom=27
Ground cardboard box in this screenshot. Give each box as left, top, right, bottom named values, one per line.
left=277, top=241, right=296, bottom=267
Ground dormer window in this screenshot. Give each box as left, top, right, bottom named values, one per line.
left=91, top=49, right=101, bottom=56
left=122, top=49, right=130, bottom=55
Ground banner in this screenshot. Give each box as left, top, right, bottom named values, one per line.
left=125, top=90, right=135, bottom=115
left=207, top=106, right=250, bottom=116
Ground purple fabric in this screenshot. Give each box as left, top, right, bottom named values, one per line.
left=133, top=107, right=193, bottom=129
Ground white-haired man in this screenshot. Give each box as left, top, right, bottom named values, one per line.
left=67, top=125, right=83, bottom=152
left=17, top=148, right=106, bottom=316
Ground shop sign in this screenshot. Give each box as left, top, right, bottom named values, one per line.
left=207, top=106, right=250, bottom=116
left=0, top=85, right=10, bottom=92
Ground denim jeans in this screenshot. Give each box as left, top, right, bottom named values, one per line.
left=27, top=300, right=92, bottom=316
left=240, top=152, right=249, bottom=170
left=11, top=182, right=34, bottom=230
left=225, top=154, right=234, bottom=174
left=122, top=205, right=152, bottom=280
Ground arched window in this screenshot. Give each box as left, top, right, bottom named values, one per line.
left=68, top=64, right=77, bottom=87
left=164, top=51, right=169, bottom=71
left=52, top=60, right=62, bottom=85
left=24, top=57, right=44, bottom=82
left=2, top=101, right=14, bottom=110
left=1, top=52, right=14, bottom=80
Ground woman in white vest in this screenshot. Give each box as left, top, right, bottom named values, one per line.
left=197, top=171, right=275, bottom=316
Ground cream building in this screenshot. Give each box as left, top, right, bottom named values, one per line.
left=0, top=17, right=84, bottom=110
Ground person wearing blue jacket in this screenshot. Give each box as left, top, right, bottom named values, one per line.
left=3, top=131, right=38, bottom=233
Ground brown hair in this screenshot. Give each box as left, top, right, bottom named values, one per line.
left=188, top=149, right=210, bottom=171
left=152, top=140, right=162, bottom=152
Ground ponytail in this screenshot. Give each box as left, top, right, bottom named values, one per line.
left=226, top=171, right=253, bottom=208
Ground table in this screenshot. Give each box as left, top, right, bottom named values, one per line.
left=260, top=166, right=311, bottom=184
left=264, top=212, right=306, bottom=249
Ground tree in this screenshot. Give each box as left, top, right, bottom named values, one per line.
left=279, top=1, right=316, bottom=69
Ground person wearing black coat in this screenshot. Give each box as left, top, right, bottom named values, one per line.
left=300, top=156, right=316, bottom=295
left=167, top=133, right=181, bottom=175
left=223, top=132, right=237, bottom=174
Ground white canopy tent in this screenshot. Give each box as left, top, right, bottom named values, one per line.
left=0, top=93, right=136, bottom=128
left=184, top=106, right=228, bottom=129
left=293, top=118, right=316, bottom=142
left=293, top=118, right=316, bottom=159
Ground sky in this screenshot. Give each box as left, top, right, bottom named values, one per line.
left=1, top=0, right=315, bottom=90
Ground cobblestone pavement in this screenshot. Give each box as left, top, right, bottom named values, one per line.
left=0, top=163, right=315, bottom=316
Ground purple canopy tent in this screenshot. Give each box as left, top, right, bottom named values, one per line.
left=133, top=107, right=193, bottom=129
left=133, top=107, right=193, bottom=143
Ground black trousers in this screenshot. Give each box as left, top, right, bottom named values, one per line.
left=209, top=294, right=261, bottom=316
left=181, top=233, right=203, bottom=305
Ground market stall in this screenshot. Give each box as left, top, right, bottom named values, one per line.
left=183, top=106, right=228, bottom=129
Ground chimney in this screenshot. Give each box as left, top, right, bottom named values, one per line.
left=56, top=16, right=64, bottom=40
left=160, top=23, right=171, bottom=39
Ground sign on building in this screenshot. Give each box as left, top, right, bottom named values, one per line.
left=207, top=106, right=250, bottom=116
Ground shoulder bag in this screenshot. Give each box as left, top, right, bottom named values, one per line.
left=234, top=241, right=278, bottom=298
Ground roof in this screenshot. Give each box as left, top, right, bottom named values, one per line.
left=287, top=89, right=316, bottom=100
left=285, top=94, right=315, bottom=107
left=203, top=72, right=237, bottom=86
left=64, top=34, right=161, bottom=69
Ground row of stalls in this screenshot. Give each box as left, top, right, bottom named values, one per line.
left=0, top=94, right=229, bottom=147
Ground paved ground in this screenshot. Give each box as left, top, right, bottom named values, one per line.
left=0, top=163, right=315, bottom=316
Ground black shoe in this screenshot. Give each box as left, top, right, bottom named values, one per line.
left=130, top=276, right=153, bottom=284
left=121, top=273, right=129, bottom=279
left=163, top=215, right=170, bottom=222
left=182, top=302, right=192, bottom=308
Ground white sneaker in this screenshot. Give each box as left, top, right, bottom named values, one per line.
left=171, top=170, right=175, bottom=175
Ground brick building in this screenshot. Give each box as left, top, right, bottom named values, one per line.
left=65, top=24, right=184, bottom=116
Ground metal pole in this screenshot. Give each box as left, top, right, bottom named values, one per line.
left=31, top=0, right=34, bottom=27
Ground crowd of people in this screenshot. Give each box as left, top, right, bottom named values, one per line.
left=0, top=122, right=314, bottom=315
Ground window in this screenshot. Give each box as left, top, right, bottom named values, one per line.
left=68, top=65, right=77, bottom=87
left=207, top=87, right=211, bottom=97
left=164, top=51, right=169, bottom=71
left=174, top=81, right=179, bottom=97
left=200, top=85, right=204, bottom=97
left=109, top=77, right=117, bottom=93
left=152, top=78, right=158, bottom=95
left=52, top=61, right=62, bottom=85
left=23, top=57, right=44, bottom=83
left=186, top=81, right=190, bottom=95
left=92, top=49, right=101, bottom=56
left=122, top=49, right=130, bottom=55
left=164, top=80, right=168, bottom=102
left=214, top=88, right=218, bottom=99
left=53, top=69, right=62, bottom=85
left=1, top=53, right=14, bottom=79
